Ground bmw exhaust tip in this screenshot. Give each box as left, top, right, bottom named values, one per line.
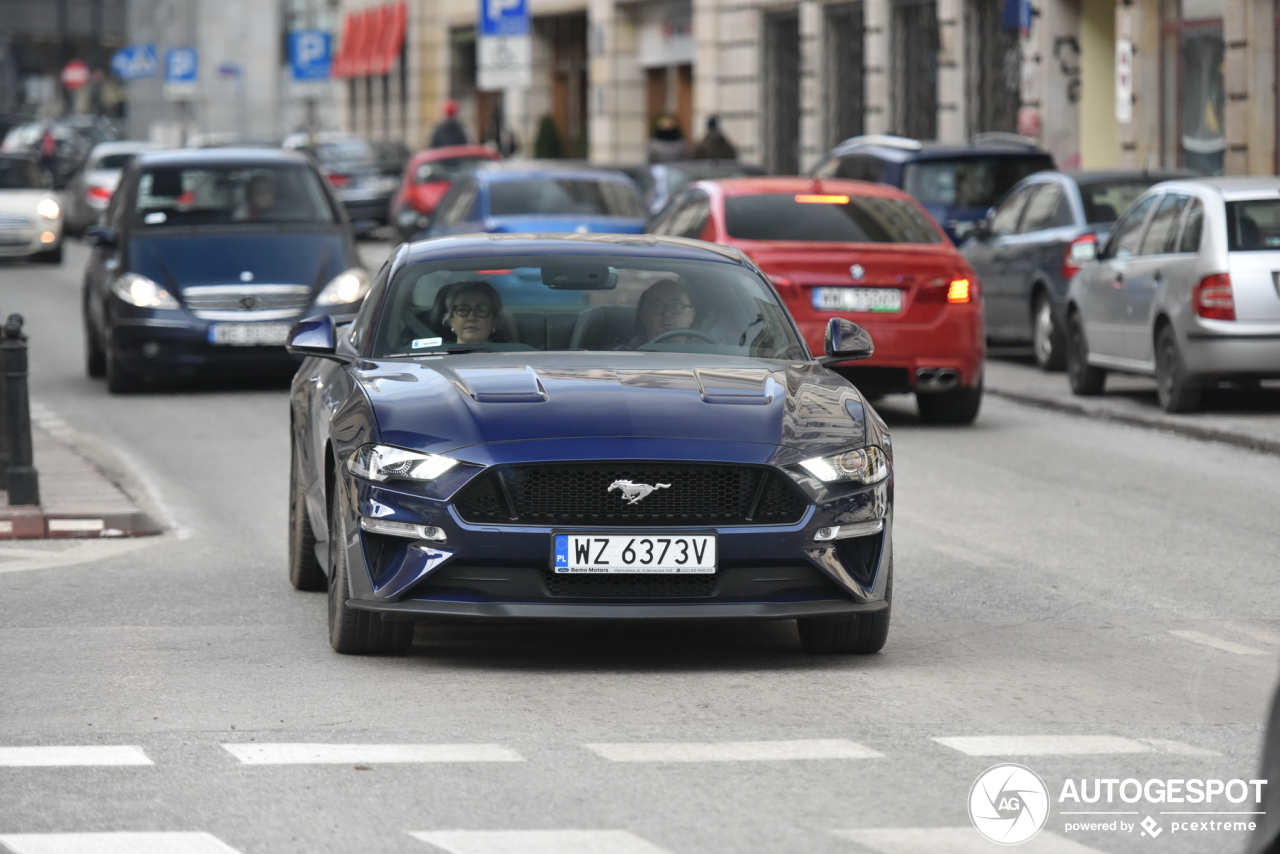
left=915, top=367, right=960, bottom=390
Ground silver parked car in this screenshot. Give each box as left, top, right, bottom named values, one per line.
left=1065, top=177, right=1280, bottom=412
left=63, top=141, right=157, bottom=235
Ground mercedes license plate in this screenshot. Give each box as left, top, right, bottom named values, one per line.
left=552, top=533, right=716, bottom=574
left=208, top=322, right=292, bottom=346
left=813, top=287, right=902, bottom=313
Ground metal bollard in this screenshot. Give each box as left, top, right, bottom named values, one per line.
left=2, top=314, right=39, bottom=506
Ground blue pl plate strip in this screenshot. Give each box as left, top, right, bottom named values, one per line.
left=553, top=535, right=569, bottom=572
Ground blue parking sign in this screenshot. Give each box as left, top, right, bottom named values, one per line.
left=165, top=47, right=198, bottom=84
left=480, top=0, right=529, bottom=37
left=289, top=30, right=332, bottom=81
left=111, top=44, right=158, bottom=81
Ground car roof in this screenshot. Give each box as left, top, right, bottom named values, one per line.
left=1180, top=176, right=1280, bottom=200
left=1059, top=168, right=1199, bottom=185
left=399, top=233, right=747, bottom=267
left=697, top=176, right=913, bottom=200
left=828, top=134, right=1051, bottom=163
left=132, top=148, right=315, bottom=168
left=474, top=162, right=638, bottom=183
left=410, top=145, right=499, bottom=165
left=89, top=141, right=158, bottom=157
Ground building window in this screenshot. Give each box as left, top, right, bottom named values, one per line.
left=763, top=10, right=801, bottom=173
left=824, top=3, right=865, bottom=147
left=1161, top=0, right=1225, bottom=174
left=891, top=0, right=938, bottom=140
left=965, top=0, right=1020, bottom=135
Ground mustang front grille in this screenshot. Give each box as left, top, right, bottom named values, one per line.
left=453, top=462, right=806, bottom=526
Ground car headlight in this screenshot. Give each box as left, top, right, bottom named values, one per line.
left=799, top=446, right=889, bottom=485
left=315, top=268, right=371, bottom=306
left=111, top=273, right=180, bottom=309
left=348, top=444, right=458, bottom=483
left=36, top=199, right=60, bottom=220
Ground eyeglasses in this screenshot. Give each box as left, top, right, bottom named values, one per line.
left=450, top=303, right=494, bottom=318
left=642, top=300, right=693, bottom=315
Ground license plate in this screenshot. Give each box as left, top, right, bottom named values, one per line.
left=813, top=287, right=902, bottom=313
left=207, top=322, right=292, bottom=346
left=552, top=533, right=716, bottom=574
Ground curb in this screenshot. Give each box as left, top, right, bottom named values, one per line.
left=0, top=504, right=163, bottom=540
left=987, top=387, right=1280, bottom=457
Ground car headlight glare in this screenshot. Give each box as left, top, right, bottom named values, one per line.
left=111, top=273, right=179, bottom=309
left=315, top=268, right=371, bottom=306
left=36, top=198, right=60, bottom=219
left=799, top=446, right=888, bottom=484
left=348, top=444, right=458, bottom=483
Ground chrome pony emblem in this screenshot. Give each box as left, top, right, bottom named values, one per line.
left=608, top=480, right=671, bottom=504
left=850, top=264, right=865, bottom=280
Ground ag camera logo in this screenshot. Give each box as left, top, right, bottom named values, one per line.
left=969, top=763, right=1051, bottom=845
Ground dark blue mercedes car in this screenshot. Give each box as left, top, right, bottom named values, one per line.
left=286, top=234, right=893, bottom=656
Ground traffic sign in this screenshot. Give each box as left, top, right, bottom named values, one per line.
left=289, top=30, right=332, bottom=81
left=61, top=60, right=90, bottom=90
left=111, top=44, right=158, bottom=81
left=478, top=0, right=530, bottom=90
left=164, top=47, right=198, bottom=100
left=480, top=0, right=529, bottom=37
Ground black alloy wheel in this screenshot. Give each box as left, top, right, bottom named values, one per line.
left=288, top=439, right=327, bottom=591
left=798, top=560, right=892, bottom=654
left=84, top=320, right=105, bottom=378
left=1155, top=325, right=1203, bottom=413
left=916, top=377, right=983, bottom=425
left=104, top=328, right=140, bottom=394
left=327, top=485, right=414, bottom=655
left=1066, top=311, right=1106, bottom=396
left=1032, top=291, right=1066, bottom=371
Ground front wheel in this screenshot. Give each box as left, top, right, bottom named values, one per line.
left=916, top=377, right=982, bottom=425
left=1155, top=325, right=1202, bottom=413
left=84, top=321, right=105, bottom=378
left=104, top=332, right=141, bottom=394
left=1066, top=312, right=1106, bottom=396
left=327, top=487, right=413, bottom=655
left=288, top=441, right=326, bottom=591
left=1032, top=292, right=1066, bottom=371
left=798, top=561, right=892, bottom=654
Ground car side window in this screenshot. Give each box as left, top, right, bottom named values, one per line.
left=1139, top=193, right=1186, bottom=256
left=1177, top=199, right=1205, bottom=254
left=990, top=185, right=1034, bottom=236
left=648, top=191, right=693, bottom=236
left=438, top=180, right=476, bottom=226
left=670, top=192, right=711, bottom=239
left=1019, top=184, right=1067, bottom=233
left=1104, top=195, right=1158, bottom=259
left=833, top=155, right=884, bottom=183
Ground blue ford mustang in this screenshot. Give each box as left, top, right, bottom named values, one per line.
left=287, top=234, right=894, bottom=655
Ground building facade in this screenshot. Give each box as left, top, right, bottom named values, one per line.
left=334, top=0, right=1276, bottom=178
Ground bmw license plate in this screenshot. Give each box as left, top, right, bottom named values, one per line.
left=813, top=287, right=902, bottom=313
left=552, top=534, right=716, bottom=574
left=208, top=322, right=292, bottom=346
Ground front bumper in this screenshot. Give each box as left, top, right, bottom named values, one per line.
left=0, top=223, right=61, bottom=257
left=334, top=443, right=894, bottom=622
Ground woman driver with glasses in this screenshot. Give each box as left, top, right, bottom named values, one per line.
left=444, top=281, right=504, bottom=344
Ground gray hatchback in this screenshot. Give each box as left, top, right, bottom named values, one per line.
left=1065, top=177, right=1280, bottom=412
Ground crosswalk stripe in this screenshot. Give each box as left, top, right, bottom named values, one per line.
left=220, top=743, right=523, bottom=765
left=0, top=832, right=242, bottom=854
left=1169, top=630, right=1267, bottom=655
left=933, top=735, right=1201, bottom=756
left=0, top=746, right=152, bottom=767
left=408, top=830, right=674, bottom=854
left=585, top=739, right=883, bottom=762
left=833, top=827, right=1111, bottom=853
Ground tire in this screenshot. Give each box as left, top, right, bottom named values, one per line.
left=1155, top=325, right=1203, bottom=413
left=104, top=333, right=141, bottom=394
left=1066, top=311, right=1106, bottom=396
left=288, top=441, right=327, bottom=592
left=327, top=488, right=413, bottom=655
left=798, top=560, right=892, bottom=654
left=33, top=242, right=63, bottom=264
left=1032, top=292, right=1066, bottom=371
left=84, top=321, right=105, bottom=379
left=916, top=376, right=983, bottom=425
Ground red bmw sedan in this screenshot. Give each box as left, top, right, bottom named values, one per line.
left=646, top=177, right=985, bottom=423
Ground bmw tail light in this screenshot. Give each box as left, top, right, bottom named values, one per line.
left=87, top=185, right=112, bottom=202
left=1193, top=273, right=1235, bottom=320
left=327, top=173, right=351, bottom=189
left=919, top=275, right=979, bottom=304
left=1062, top=233, right=1098, bottom=280
left=767, top=274, right=797, bottom=297
left=947, top=279, right=971, bottom=303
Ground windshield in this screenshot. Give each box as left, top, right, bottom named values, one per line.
left=903, top=155, right=1053, bottom=209
left=489, top=179, right=646, bottom=218
left=1226, top=199, right=1280, bottom=251
left=0, top=158, right=42, bottom=190
left=724, top=193, right=942, bottom=243
left=369, top=254, right=805, bottom=361
left=1079, top=181, right=1155, bottom=224
left=417, top=157, right=492, bottom=184
left=133, top=164, right=336, bottom=227
left=313, top=140, right=375, bottom=167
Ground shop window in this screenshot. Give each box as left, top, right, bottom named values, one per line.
left=1161, top=0, right=1225, bottom=174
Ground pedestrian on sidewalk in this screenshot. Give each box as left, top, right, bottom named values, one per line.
left=692, top=115, right=737, bottom=161
left=647, top=114, right=689, bottom=164
left=429, top=99, right=469, bottom=149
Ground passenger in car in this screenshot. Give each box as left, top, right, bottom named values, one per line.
left=442, top=281, right=505, bottom=344
left=628, top=279, right=699, bottom=347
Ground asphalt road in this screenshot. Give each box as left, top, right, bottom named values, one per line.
left=0, top=240, right=1276, bottom=854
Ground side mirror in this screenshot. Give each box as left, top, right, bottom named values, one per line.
left=84, top=225, right=118, bottom=247
left=1068, top=238, right=1098, bottom=266
left=396, top=208, right=420, bottom=232
left=287, top=314, right=347, bottom=361
left=819, top=317, right=874, bottom=365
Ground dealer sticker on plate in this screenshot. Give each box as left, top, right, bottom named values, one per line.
left=553, top=534, right=716, bottom=574
left=207, top=322, right=292, bottom=346
left=813, top=287, right=902, bottom=313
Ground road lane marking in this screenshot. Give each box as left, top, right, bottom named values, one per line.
left=0, top=832, right=242, bottom=854
left=1135, top=738, right=1221, bottom=756
left=221, top=743, right=523, bottom=764
left=408, top=830, right=673, bottom=854
left=1224, top=623, right=1280, bottom=646
left=935, top=735, right=1157, bottom=756
left=0, top=746, right=152, bottom=766
left=833, top=827, right=1110, bottom=853
left=585, top=739, right=884, bottom=762
left=1169, top=630, right=1267, bottom=655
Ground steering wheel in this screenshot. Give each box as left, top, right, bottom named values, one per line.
left=643, top=328, right=719, bottom=346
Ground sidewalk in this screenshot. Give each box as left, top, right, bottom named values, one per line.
left=0, top=417, right=162, bottom=540
left=985, top=350, right=1280, bottom=456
